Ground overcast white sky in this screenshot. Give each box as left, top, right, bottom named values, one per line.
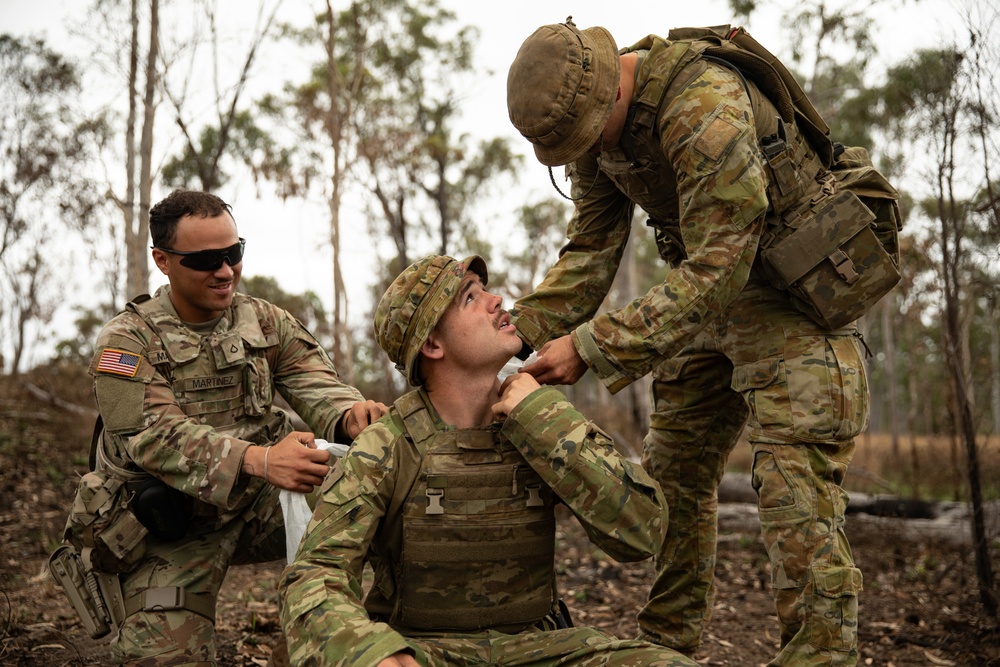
left=0, top=0, right=966, bottom=368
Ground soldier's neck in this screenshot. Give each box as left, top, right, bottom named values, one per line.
left=424, top=368, right=501, bottom=429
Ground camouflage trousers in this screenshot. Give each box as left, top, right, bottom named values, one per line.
left=399, top=626, right=696, bottom=666
left=636, top=281, right=867, bottom=667
left=110, top=483, right=286, bottom=666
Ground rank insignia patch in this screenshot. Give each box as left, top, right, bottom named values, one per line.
left=97, top=349, right=141, bottom=377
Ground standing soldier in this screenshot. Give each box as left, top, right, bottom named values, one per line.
left=279, top=254, right=697, bottom=667
left=54, top=189, right=386, bottom=665
left=505, top=19, right=880, bottom=667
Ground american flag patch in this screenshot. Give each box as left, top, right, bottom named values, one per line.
left=97, top=349, right=141, bottom=377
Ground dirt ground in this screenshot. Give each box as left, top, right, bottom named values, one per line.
left=2, top=374, right=999, bottom=666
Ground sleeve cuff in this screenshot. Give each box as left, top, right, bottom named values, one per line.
left=504, top=386, right=569, bottom=433
left=571, top=325, right=631, bottom=394
left=509, top=313, right=546, bottom=351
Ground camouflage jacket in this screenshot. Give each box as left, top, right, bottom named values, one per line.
left=89, top=287, right=363, bottom=517
left=512, top=35, right=789, bottom=394
left=279, top=386, right=665, bottom=667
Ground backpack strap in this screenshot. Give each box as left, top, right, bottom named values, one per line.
left=621, top=36, right=705, bottom=159
left=681, top=25, right=835, bottom=167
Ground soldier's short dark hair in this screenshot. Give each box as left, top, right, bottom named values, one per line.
left=150, top=189, right=234, bottom=249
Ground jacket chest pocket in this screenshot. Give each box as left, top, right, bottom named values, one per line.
left=242, top=352, right=273, bottom=417
left=209, top=331, right=274, bottom=417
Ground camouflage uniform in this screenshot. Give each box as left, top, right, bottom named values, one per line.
left=279, top=387, right=695, bottom=667
left=508, top=28, right=868, bottom=666
left=89, top=286, right=363, bottom=665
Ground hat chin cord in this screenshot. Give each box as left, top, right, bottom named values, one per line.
left=548, top=165, right=600, bottom=201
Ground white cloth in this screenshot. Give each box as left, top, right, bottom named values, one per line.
left=497, top=352, right=538, bottom=382
left=279, top=439, right=349, bottom=563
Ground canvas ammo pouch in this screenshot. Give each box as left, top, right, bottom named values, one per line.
left=758, top=146, right=902, bottom=330
left=660, top=26, right=902, bottom=329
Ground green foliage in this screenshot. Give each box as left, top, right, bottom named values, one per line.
left=52, top=305, right=116, bottom=367
left=161, top=110, right=283, bottom=191
left=45, top=463, right=65, bottom=487
left=878, top=48, right=964, bottom=121
left=240, top=275, right=331, bottom=342
left=728, top=0, right=758, bottom=22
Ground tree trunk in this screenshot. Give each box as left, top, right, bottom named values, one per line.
left=881, top=297, right=900, bottom=458
left=123, top=0, right=141, bottom=300
left=991, top=298, right=1000, bottom=435
left=906, top=364, right=921, bottom=498
left=937, top=106, right=997, bottom=615
left=323, top=0, right=353, bottom=382
left=135, top=0, right=158, bottom=299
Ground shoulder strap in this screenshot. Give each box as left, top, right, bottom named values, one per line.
left=125, top=294, right=174, bottom=367
left=393, top=391, right=437, bottom=448
left=622, top=36, right=703, bottom=152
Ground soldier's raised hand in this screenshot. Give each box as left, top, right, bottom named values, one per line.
left=520, top=334, right=588, bottom=386
left=492, top=372, right=541, bottom=420
left=377, top=652, right=420, bottom=667
left=339, top=399, right=389, bottom=440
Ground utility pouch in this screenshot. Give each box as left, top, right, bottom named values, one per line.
left=48, top=545, right=113, bottom=638
left=130, top=477, right=193, bottom=541
left=65, top=471, right=148, bottom=574
left=760, top=189, right=901, bottom=329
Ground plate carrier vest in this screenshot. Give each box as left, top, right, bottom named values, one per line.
left=391, top=391, right=558, bottom=631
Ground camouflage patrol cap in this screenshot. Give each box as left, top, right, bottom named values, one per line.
left=507, top=18, right=620, bottom=167
left=374, top=254, right=488, bottom=387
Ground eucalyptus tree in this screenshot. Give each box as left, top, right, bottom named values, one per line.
left=158, top=0, right=286, bottom=192
left=260, top=0, right=516, bottom=383
left=256, top=0, right=397, bottom=380
left=0, top=35, right=106, bottom=375
left=356, top=0, right=518, bottom=267
left=878, top=41, right=998, bottom=613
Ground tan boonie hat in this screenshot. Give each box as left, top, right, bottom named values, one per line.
left=507, top=18, right=620, bottom=167
left=374, top=254, right=488, bottom=387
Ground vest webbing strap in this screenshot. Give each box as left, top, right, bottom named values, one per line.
left=124, top=587, right=216, bottom=622
left=406, top=533, right=554, bottom=563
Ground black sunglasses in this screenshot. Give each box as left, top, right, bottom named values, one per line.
left=154, top=238, right=246, bottom=271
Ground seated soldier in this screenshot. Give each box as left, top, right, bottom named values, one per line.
left=278, top=254, right=697, bottom=667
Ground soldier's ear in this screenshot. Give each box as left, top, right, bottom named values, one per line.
left=420, top=331, right=445, bottom=361
left=151, top=248, right=172, bottom=276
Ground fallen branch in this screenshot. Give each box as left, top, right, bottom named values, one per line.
left=21, top=382, right=96, bottom=418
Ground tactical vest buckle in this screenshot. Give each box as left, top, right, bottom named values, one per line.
left=425, top=489, right=444, bottom=515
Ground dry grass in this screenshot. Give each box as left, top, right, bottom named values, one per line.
left=726, top=432, right=1000, bottom=501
